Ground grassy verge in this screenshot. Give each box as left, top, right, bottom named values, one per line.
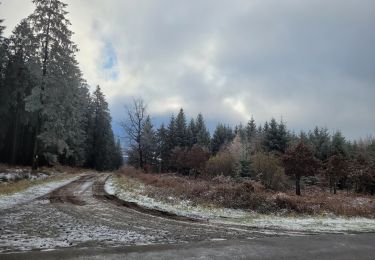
left=0, top=165, right=86, bottom=196
left=117, top=166, right=375, bottom=218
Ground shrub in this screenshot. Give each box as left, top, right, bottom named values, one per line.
left=170, top=145, right=210, bottom=176
left=204, top=150, right=235, bottom=177
left=251, top=152, right=288, bottom=191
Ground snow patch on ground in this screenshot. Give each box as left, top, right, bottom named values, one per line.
left=107, top=176, right=375, bottom=233
left=0, top=198, right=156, bottom=253
left=213, top=215, right=375, bottom=233
left=0, top=169, right=50, bottom=183
left=104, top=178, right=116, bottom=195
left=0, top=176, right=78, bottom=210
left=105, top=177, right=246, bottom=220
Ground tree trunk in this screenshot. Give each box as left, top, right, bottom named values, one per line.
left=31, top=4, right=52, bottom=170
left=138, top=143, right=143, bottom=169
left=31, top=125, right=39, bottom=171
left=10, top=103, right=19, bottom=165
left=295, top=174, right=301, bottom=196
left=333, top=178, right=337, bottom=195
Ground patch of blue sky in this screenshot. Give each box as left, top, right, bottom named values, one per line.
left=101, top=41, right=119, bottom=80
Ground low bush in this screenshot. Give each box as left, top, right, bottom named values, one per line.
left=118, top=166, right=375, bottom=217
left=118, top=166, right=268, bottom=210
left=204, top=150, right=235, bottom=178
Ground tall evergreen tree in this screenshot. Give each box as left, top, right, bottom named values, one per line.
left=141, top=116, right=157, bottom=167
left=187, top=118, right=196, bottom=147
left=0, top=13, right=9, bottom=155
left=211, top=124, right=235, bottom=154
left=263, top=118, right=288, bottom=153
left=330, top=131, right=348, bottom=157
left=175, top=108, right=188, bottom=147
left=195, top=113, right=210, bottom=148
left=308, top=127, right=331, bottom=161
left=167, top=114, right=177, bottom=150
left=156, top=123, right=169, bottom=171
left=89, top=86, right=119, bottom=171
left=0, top=20, right=39, bottom=165
left=23, top=0, right=87, bottom=168
left=246, top=116, right=257, bottom=142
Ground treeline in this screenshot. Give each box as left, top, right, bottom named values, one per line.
left=0, top=0, right=122, bottom=171
left=124, top=99, right=375, bottom=195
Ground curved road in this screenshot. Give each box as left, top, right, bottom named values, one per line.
left=1, top=173, right=374, bottom=259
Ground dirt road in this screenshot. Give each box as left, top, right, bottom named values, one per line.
left=1, top=173, right=374, bottom=259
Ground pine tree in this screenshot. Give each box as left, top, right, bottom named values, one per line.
left=195, top=113, right=211, bottom=148
left=167, top=114, right=177, bottom=150
left=141, top=116, right=157, bottom=167
left=0, top=20, right=39, bottom=165
left=211, top=124, right=235, bottom=154
left=308, top=127, right=331, bottom=161
left=246, top=116, right=257, bottom=142
left=330, top=131, right=348, bottom=157
left=0, top=13, right=9, bottom=155
left=187, top=118, right=196, bottom=147
left=156, top=123, right=169, bottom=171
left=24, top=0, right=87, bottom=168
left=263, top=118, right=288, bottom=153
left=277, top=119, right=289, bottom=153
left=175, top=108, right=188, bottom=147
left=89, top=86, right=118, bottom=171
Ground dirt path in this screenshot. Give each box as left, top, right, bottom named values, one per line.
left=0, top=173, right=293, bottom=253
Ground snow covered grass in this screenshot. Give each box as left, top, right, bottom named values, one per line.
left=0, top=173, right=76, bottom=196
left=0, top=176, right=79, bottom=210
left=0, top=165, right=90, bottom=195
left=107, top=173, right=375, bottom=233
left=0, top=168, right=49, bottom=183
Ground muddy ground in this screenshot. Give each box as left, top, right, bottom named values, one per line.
left=1, top=173, right=374, bottom=259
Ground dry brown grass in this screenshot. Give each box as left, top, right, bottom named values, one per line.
left=0, top=173, right=74, bottom=195
left=274, top=189, right=375, bottom=217
left=39, top=165, right=89, bottom=174
left=118, top=166, right=375, bottom=217
left=118, top=166, right=271, bottom=211
left=0, top=165, right=88, bottom=195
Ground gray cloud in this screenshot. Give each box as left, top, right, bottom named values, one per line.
left=1, top=0, right=374, bottom=139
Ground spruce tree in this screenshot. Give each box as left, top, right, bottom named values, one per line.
left=156, top=123, right=169, bottom=171
left=167, top=114, right=177, bottom=150
left=0, top=20, right=39, bottom=165
left=141, top=116, right=157, bottom=167
left=0, top=13, right=9, bottom=154
left=246, top=116, right=257, bottom=142
left=89, top=86, right=118, bottom=171
left=211, top=124, right=235, bottom=154
left=330, top=131, right=348, bottom=157
left=308, top=127, right=331, bottom=161
left=187, top=118, right=196, bottom=147
left=175, top=108, right=188, bottom=147
left=195, top=113, right=210, bottom=148
left=263, top=118, right=288, bottom=153
left=24, top=0, right=87, bottom=168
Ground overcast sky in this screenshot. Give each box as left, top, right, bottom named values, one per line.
left=1, top=0, right=374, bottom=140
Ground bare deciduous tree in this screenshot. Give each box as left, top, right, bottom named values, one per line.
left=122, top=98, right=147, bottom=169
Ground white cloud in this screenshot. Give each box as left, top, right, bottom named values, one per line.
left=1, top=0, right=375, bottom=139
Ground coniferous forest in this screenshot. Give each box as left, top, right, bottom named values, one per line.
left=0, top=0, right=122, bottom=170
left=0, top=0, right=374, bottom=195
left=1, top=0, right=375, bottom=257
left=123, top=101, right=375, bottom=196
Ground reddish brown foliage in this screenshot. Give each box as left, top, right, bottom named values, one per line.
left=118, top=166, right=375, bottom=217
